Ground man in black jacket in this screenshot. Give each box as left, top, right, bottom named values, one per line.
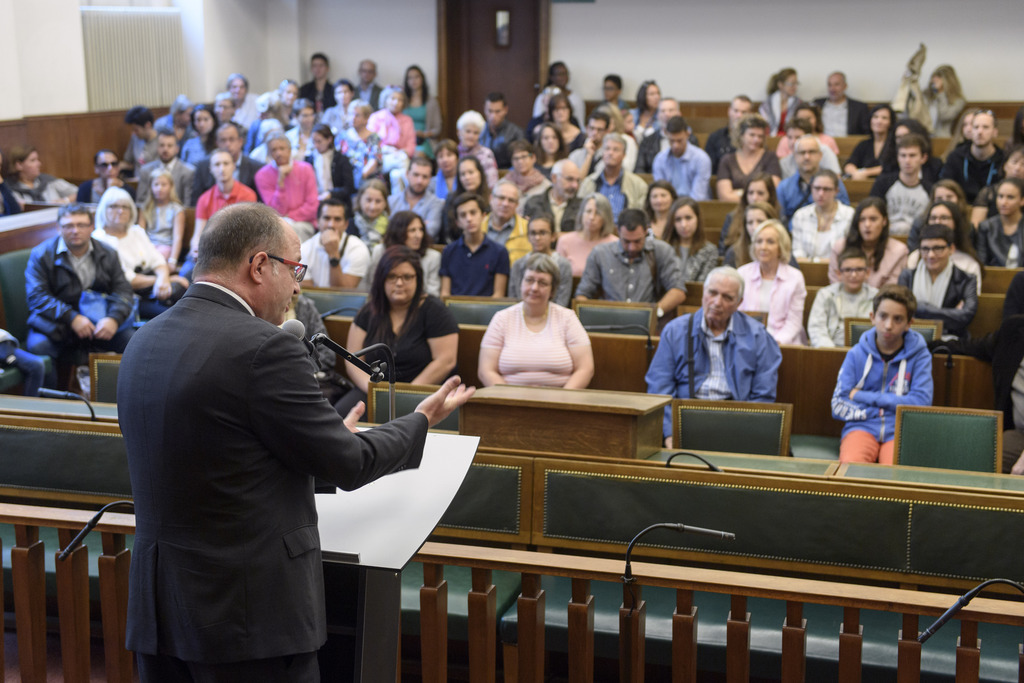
left=813, top=72, right=871, bottom=137
left=897, top=224, right=977, bottom=339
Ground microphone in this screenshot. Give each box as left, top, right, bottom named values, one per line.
left=38, top=388, right=96, bottom=421
left=310, top=334, right=396, bottom=422
left=583, top=324, right=654, bottom=352
left=622, top=522, right=735, bottom=584
left=281, top=318, right=305, bottom=339
left=665, top=451, right=723, bottom=473
left=918, top=578, right=1024, bottom=643
left=58, top=500, right=134, bottom=561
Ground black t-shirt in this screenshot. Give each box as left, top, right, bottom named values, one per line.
left=354, top=295, right=459, bottom=382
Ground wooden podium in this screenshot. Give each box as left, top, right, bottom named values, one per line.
left=460, top=385, right=670, bottom=459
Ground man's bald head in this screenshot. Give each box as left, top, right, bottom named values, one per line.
left=195, top=203, right=287, bottom=280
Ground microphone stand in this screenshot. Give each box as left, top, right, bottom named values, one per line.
left=310, top=334, right=396, bottom=422
left=918, top=578, right=1024, bottom=644
left=58, top=500, right=134, bottom=560
left=37, top=388, right=96, bottom=421
left=582, top=323, right=654, bottom=352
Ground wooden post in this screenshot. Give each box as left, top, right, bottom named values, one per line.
left=99, top=532, right=132, bottom=683
left=781, top=601, right=806, bottom=683
left=420, top=562, right=448, bottom=683
left=897, top=613, right=922, bottom=683
left=468, top=567, right=497, bottom=683
left=838, top=606, right=862, bottom=683
left=517, top=572, right=546, bottom=683
left=726, top=594, right=750, bottom=683
left=567, top=577, right=594, bottom=683
left=12, top=524, right=46, bottom=683
left=955, top=620, right=980, bottom=683
left=619, top=583, right=646, bottom=683
left=56, top=528, right=91, bottom=683
left=672, top=589, right=697, bottom=683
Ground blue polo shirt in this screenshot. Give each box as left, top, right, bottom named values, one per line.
left=440, top=236, right=510, bottom=296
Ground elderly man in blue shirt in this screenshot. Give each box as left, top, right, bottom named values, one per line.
left=652, top=116, right=712, bottom=201
left=646, top=266, right=782, bottom=445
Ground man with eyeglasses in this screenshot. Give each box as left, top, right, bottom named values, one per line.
left=506, top=215, right=572, bottom=306
left=24, top=203, right=135, bottom=388
left=898, top=223, right=977, bottom=339
left=807, top=248, right=877, bottom=347
left=117, top=202, right=472, bottom=681
left=76, top=149, right=134, bottom=204
left=483, top=179, right=529, bottom=262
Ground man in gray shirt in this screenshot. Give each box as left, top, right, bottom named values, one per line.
left=574, top=208, right=686, bottom=321
left=388, top=157, right=444, bottom=240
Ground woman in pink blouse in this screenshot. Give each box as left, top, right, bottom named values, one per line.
left=737, top=219, right=808, bottom=345
left=828, top=197, right=909, bottom=288
left=555, top=193, right=618, bottom=277
left=254, top=131, right=320, bottom=241
left=479, top=253, right=594, bottom=388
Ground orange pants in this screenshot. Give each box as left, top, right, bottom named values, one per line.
left=839, top=429, right=894, bottom=465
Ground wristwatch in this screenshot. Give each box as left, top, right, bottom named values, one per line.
left=329, top=257, right=341, bottom=268
left=656, top=307, right=665, bottom=319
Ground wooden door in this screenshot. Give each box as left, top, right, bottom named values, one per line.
left=437, top=0, right=548, bottom=138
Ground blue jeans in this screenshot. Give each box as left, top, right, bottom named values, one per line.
left=11, top=348, right=46, bottom=397
left=27, top=326, right=134, bottom=389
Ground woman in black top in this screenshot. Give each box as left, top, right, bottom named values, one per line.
left=844, top=105, right=895, bottom=181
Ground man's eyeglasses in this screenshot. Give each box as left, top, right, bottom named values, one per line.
left=96, top=161, right=118, bottom=168
left=919, top=245, right=949, bottom=255
left=840, top=267, right=867, bottom=274
left=250, top=253, right=307, bottom=282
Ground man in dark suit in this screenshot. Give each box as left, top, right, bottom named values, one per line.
left=813, top=71, right=871, bottom=137
left=191, top=121, right=263, bottom=200
left=117, top=202, right=471, bottom=680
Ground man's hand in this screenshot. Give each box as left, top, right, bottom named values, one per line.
left=415, top=375, right=475, bottom=428
left=320, top=227, right=341, bottom=259
left=664, top=436, right=672, bottom=448
left=849, top=388, right=859, bottom=400
left=93, top=317, right=119, bottom=340
left=70, top=314, right=95, bottom=339
left=277, top=163, right=293, bottom=187
left=1011, top=449, right=1024, bottom=476
left=343, top=401, right=366, bottom=433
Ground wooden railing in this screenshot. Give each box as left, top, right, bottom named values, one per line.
left=412, top=541, right=1024, bottom=683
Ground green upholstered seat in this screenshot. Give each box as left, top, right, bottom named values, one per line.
left=845, top=317, right=942, bottom=346
left=400, top=563, right=521, bottom=640
left=302, top=288, right=367, bottom=318
left=572, top=300, right=655, bottom=335
left=89, top=353, right=121, bottom=403
left=893, top=405, right=1003, bottom=473
left=671, top=399, right=792, bottom=456
left=442, top=297, right=515, bottom=326
left=0, top=248, right=34, bottom=343
left=366, top=382, right=459, bottom=432
left=790, top=434, right=841, bottom=460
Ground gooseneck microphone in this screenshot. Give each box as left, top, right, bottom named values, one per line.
left=665, top=451, right=723, bottom=473
left=58, top=500, right=134, bottom=561
left=918, top=578, right=1024, bottom=644
left=37, top=388, right=96, bottom=421
left=309, top=334, right=396, bottom=423
left=622, top=522, right=735, bottom=584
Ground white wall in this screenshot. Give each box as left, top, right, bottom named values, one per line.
left=550, top=0, right=1023, bottom=104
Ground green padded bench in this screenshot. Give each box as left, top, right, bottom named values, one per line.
left=572, top=300, right=655, bottom=335
left=894, top=405, right=1003, bottom=473
left=669, top=399, right=792, bottom=456
left=790, top=434, right=841, bottom=460
left=442, top=296, right=516, bottom=326
left=0, top=247, right=54, bottom=394
left=366, top=382, right=459, bottom=432
left=302, top=287, right=367, bottom=318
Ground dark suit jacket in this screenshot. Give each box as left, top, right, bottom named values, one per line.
left=117, top=284, right=428, bottom=662
left=522, top=189, right=581, bottom=234
left=192, top=154, right=264, bottom=202
left=634, top=132, right=663, bottom=174
left=943, top=315, right=1024, bottom=430
left=813, top=97, right=871, bottom=136
left=897, top=265, right=978, bottom=339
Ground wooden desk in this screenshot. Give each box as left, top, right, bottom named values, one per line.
left=0, top=395, right=118, bottom=423
left=461, top=385, right=669, bottom=459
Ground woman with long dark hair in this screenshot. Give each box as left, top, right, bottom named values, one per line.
left=844, top=105, right=895, bottom=181
left=828, top=197, right=908, bottom=287
left=180, top=104, right=219, bottom=166
left=365, top=211, right=441, bottom=296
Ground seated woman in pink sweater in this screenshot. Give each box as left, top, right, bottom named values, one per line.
left=479, top=253, right=594, bottom=388
left=254, top=131, right=320, bottom=241
left=367, top=86, right=416, bottom=191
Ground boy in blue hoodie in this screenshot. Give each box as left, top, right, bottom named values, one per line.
left=831, top=284, right=934, bottom=464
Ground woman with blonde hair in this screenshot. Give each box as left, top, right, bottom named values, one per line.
left=556, top=193, right=617, bottom=277
left=737, top=219, right=807, bottom=345
left=926, top=65, right=965, bottom=136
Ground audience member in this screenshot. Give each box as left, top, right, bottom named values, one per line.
left=440, top=193, right=509, bottom=297
left=440, top=157, right=491, bottom=243
left=336, top=245, right=458, bottom=415
left=909, top=180, right=971, bottom=251
left=813, top=71, right=871, bottom=137
left=778, top=119, right=843, bottom=179
left=660, top=197, right=718, bottom=283
left=975, top=178, right=1024, bottom=267
left=880, top=118, right=943, bottom=183
left=791, top=170, right=855, bottom=261
left=25, top=204, right=134, bottom=387
left=832, top=285, right=933, bottom=464
left=320, top=78, right=355, bottom=134
left=352, top=179, right=391, bottom=247
left=808, top=248, right=877, bottom=348
left=759, top=68, right=801, bottom=136
left=547, top=94, right=585, bottom=152
left=276, top=79, right=300, bottom=127
left=0, top=150, right=20, bottom=216
left=483, top=180, right=529, bottom=261
left=507, top=216, right=572, bottom=307
left=531, top=62, right=585, bottom=127
left=973, top=144, right=1024, bottom=224
left=568, top=110, right=611, bottom=177
left=180, top=105, right=219, bottom=167
left=77, top=149, right=134, bottom=204
left=652, top=116, right=712, bottom=201
left=523, top=159, right=581, bottom=234
left=575, top=208, right=686, bottom=321
left=926, top=65, right=966, bottom=136
left=154, top=95, right=195, bottom=146
left=403, top=66, right=442, bottom=156
left=367, top=87, right=416, bottom=189
left=192, top=122, right=263, bottom=198
left=534, top=122, right=568, bottom=179
left=306, top=124, right=356, bottom=209
left=557, top=192, right=618, bottom=277
left=355, top=60, right=383, bottom=111
left=715, top=114, right=781, bottom=202
left=870, top=133, right=932, bottom=236
left=504, top=140, right=551, bottom=209
left=941, top=110, right=1004, bottom=203
left=737, top=219, right=807, bottom=345
left=213, top=92, right=240, bottom=137
left=525, top=86, right=562, bottom=143
left=774, top=103, right=840, bottom=158
left=286, top=99, right=318, bottom=161
left=897, top=224, right=977, bottom=339
left=646, top=266, right=782, bottom=444
left=632, top=80, right=662, bottom=140
left=299, top=199, right=370, bottom=289
left=844, top=105, right=896, bottom=181
left=634, top=98, right=682, bottom=174
left=1014, top=107, right=1024, bottom=148
left=480, top=92, right=525, bottom=169
left=94, top=187, right=187, bottom=319
left=123, top=106, right=159, bottom=173
left=226, top=73, right=259, bottom=129
left=343, top=100, right=384, bottom=189
left=137, top=170, right=186, bottom=264
left=0, top=328, right=45, bottom=397
left=137, top=133, right=195, bottom=207
left=429, top=139, right=459, bottom=201
left=285, top=288, right=343, bottom=402
left=298, top=53, right=335, bottom=114
left=595, top=103, right=638, bottom=172
left=777, top=135, right=850, bottom=226
left=578, top=134, right=649, bottom=221
left=906, top=200, right=982, bottom=291
left=480, top=253, right=593, bottom=388
left=6, top=146, right=74, bottom=209
left=829, top=197, right=908, bottom=287
left=456, top=110, right=499, bottom=188
left=704, top=96, right=754, bottom=174
left=388, top=157, right=444, bottom=240
left=645, top=181, right=677, bottom=237
left=724, top=201, right=778, bottom=268
left=719, top=174, right=780, bottom=255
left=602, top=74, right=626, bottom=111
left=365, top=211, right=441, bottom=297
left=945, top=108, right=979, bottom=162
left=254, top=132, right=319, bottom=241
